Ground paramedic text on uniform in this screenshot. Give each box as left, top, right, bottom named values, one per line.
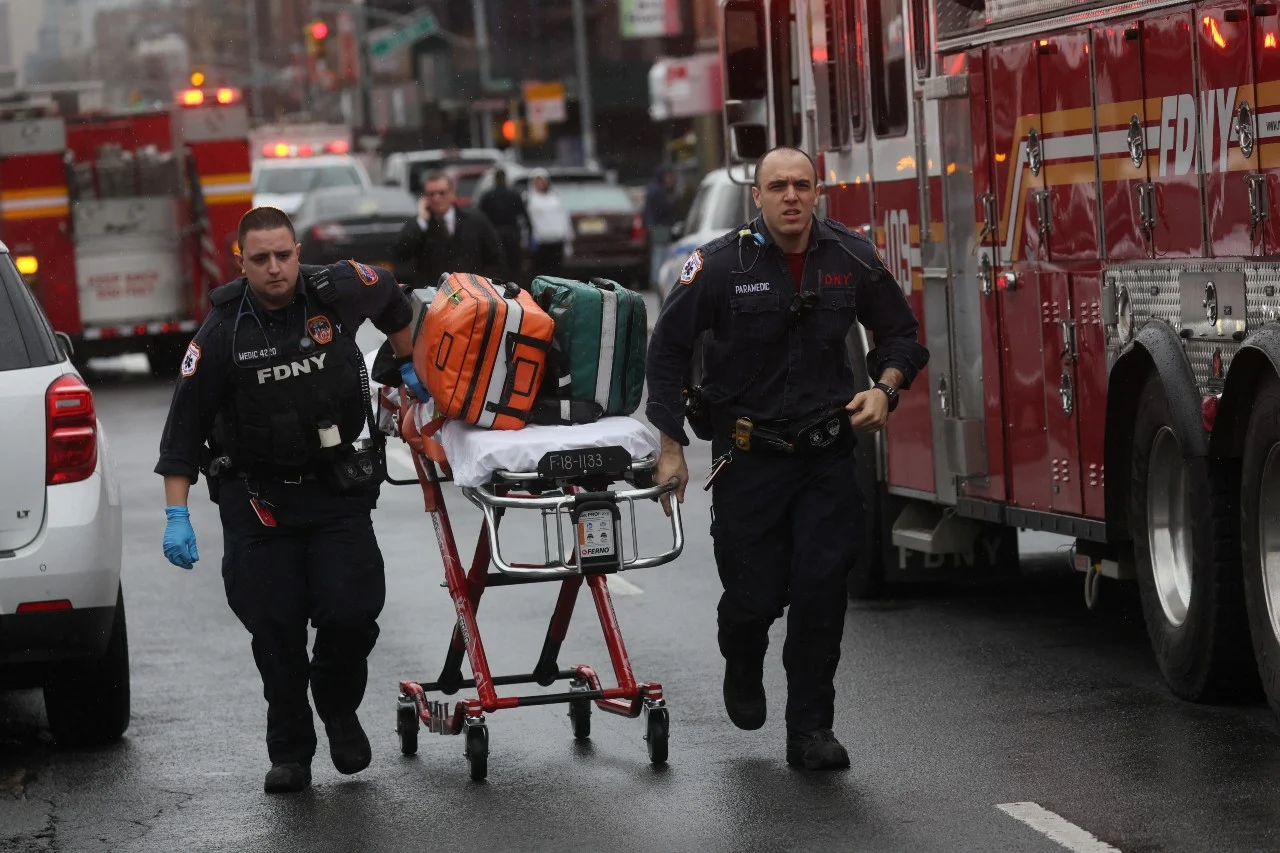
left=643, top=146, right=929, bottom=771
left=154, top=207, right=423, bottom=794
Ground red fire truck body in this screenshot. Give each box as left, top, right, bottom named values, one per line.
left=716, top=0, right=1280, bottom=713
left=0, top=92, right=252, bottom=373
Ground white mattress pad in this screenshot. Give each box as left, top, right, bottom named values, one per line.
left=439, top=416, right=660, bottom=488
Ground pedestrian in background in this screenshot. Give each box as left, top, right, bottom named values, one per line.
left=157, top=206, right=428, bottom=794
left=394, top=169, right=505, bottom=290
left=478, top=167, right=528, bottom=282
left=643, top=166, right=677, bottom=288
left=524, top=168, right=573, bottom=278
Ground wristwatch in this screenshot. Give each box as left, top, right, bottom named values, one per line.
left=873, top=381, right=900, bottom=412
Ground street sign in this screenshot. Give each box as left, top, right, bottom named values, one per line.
left=524, top=81, right=567, bottom=124
left=368, top=11, right=440, bottom=59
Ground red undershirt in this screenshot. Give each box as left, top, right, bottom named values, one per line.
left=783, top=252, right=807, bottom=290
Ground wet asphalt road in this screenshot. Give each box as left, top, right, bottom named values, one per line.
left=4, top=327, right=1280, bottom=851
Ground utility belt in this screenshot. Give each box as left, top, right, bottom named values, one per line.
left=202, top=437, right=385, bottom=501
left=726, top=407, right=852, bottom=456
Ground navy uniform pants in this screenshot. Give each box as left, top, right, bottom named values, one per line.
left=218, top=477, right=386, bottom=765
left=709, top=440, right=864, bottom=733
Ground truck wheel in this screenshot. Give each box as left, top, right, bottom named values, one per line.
left=1130, top=373, right=1254, bottom=701
left=1238, top=372, right=1280, bottom=715
left=44, top=585, right=131, bottom=746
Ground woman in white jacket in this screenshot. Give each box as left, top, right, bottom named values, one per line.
left=524, top=169, right=573, bottom=277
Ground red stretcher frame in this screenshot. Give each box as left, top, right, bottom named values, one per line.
left=389, top=396, right=682, bottom=780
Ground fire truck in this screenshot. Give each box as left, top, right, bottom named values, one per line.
left=0, top=87, right=253, bottom=375
left=715, top=0, right=1280, bottom=716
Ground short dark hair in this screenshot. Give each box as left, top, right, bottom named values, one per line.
left=494, top=168, right=507, bottom=186
left=753, top=146, right=818, bottom=188
left=237, top=206, right=295, bottom=249
left=422, top=169, right=454, bottom=190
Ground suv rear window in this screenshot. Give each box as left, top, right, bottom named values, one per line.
left=0, top=255, right=60, bottom=372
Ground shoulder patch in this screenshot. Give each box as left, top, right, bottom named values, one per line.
left=180, top=342, right=201, bottom=377
left=678, top=250, right=704, bottom=285
left=347, top=260, right=380, bottom=286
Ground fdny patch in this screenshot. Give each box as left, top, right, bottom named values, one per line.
left=347, top=259, right=380, bottom=285
left=678, top=250, right=704, bottom=284
left=307, top=315, right=334, bottom=346
left=180, top=342, right=201, bottom=377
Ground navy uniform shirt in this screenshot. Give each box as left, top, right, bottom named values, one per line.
left=155, top=260, right=413, bottom=483
left=645, top=216, right=930, bottom=445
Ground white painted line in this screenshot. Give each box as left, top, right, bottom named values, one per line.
left=606, top=575, right=644, bottom=596
left=996, top=803, right=1122, bottom=853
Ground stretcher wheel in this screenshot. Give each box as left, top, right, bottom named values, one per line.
left=568, top=698, right=592, bottom=740
left=465, top=723, right=489, bottom=781
left=645, top=707, right=669, bottom=765
left=396, top=696, right=419, bottom=756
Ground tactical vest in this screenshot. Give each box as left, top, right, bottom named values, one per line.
left=215, top=281, right=365, bottom=476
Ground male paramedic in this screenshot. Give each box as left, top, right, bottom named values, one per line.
left=155, top=207, right=429, bottom=794
left=645, top=146, right=929, bottom=771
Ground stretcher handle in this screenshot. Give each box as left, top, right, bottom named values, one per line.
left=460, top=479, right=684, bottom=579
left=466, top=477, right=677, bottom=510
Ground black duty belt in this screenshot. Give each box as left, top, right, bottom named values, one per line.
left=729, top=408, right=851, bottom=456
left=210, top=456, right=324, bottom=484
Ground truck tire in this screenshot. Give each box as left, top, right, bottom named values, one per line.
left=1238, top=371, right=1280, bottom=714
left=1130, top=372, right=1254, bottom=701
left=44, top=586, right=131, bottom=746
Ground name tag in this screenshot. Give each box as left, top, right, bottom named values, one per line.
left=734, top=282, right=771, bottom=295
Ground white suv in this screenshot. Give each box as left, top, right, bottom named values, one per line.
left=0, top=241, right=126, bottom=745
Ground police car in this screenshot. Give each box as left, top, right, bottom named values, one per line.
left=0, top=241, right=127, bottom=745
left=654, top=168, right=752, bottom=304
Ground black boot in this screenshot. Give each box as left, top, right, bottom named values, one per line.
left=786, top=729, right=850, bottom=771
left=326, top=714, right=372, bottom=775
left=264, top=762, right=312, bottom=793
left=723, top=657, right=767, bottom=730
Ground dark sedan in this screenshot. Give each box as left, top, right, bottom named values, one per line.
left=558, top=184, right=648, bottom=287
left=294, top=186, right=417, bottom=282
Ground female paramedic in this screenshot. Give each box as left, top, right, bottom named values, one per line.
left=154, top=206, right=428, bottom=794
left=644, top=146, right=929, bottom=771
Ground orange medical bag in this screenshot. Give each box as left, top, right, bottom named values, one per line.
left=416, top=273, right=555, bottom=430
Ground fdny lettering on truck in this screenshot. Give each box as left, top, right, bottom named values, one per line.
left=997, top=84, right=1268, bottom=261
left=255, top=353, right=327, bottom=384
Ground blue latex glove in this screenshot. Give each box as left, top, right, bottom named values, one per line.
left=163, top=506, right=199, bottom=570
left=400, top=360, right=429, bottom=402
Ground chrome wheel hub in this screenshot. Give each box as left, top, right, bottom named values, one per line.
left=1146, top=426, right=1193, bottom=627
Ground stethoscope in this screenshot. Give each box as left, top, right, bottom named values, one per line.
left=231, top=281, right=316, bottom=366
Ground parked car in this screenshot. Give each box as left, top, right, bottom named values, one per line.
left=0, top=241, right=127, bottom=746
left=472, top=163, right=611, bottom=200
left=382, top=147, right=510, bottom=197
left=655, top=168, right=753, bottom=304
left=557, top=183, right=649, bottom=287
left=251, top=154, right=374, bottom=217
left=444, top=163, right=492, bottom=208
left=294, top=186, right=418, bottom=284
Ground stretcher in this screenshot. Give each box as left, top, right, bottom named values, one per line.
left=378, top=381, right=684, bottom=782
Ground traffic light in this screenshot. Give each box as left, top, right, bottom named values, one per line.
left=501, top=119, right=522, bottom=144
left=306, top=20, right=330, bottom=58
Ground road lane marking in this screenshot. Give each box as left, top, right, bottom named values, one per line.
left=997, top=803, right=1122, bottom=853
left=606, top=575, right=644, bottom=595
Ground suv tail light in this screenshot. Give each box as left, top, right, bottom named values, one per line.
left=46, top=374, right=97, bottom=485
left=311, top=222, right=348, bottom=242
left=631, top=215, right=646, bottom=243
